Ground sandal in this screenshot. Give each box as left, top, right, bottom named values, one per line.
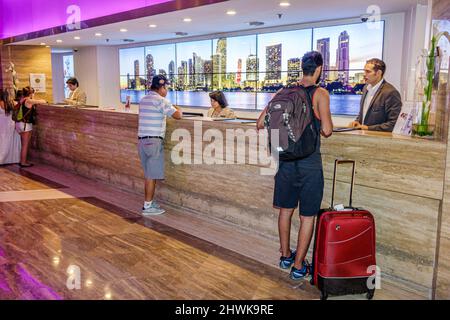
left=19, top=163, right=34, bottom=168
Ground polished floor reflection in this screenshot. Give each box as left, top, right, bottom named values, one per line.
left=0, top=165, right=425, bottom=300
left=0, top=166, right=318, bottom=300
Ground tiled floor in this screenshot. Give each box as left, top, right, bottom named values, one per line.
left=0, top=164, right=426, bottom=300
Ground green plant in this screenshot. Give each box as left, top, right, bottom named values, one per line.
left=416, top=29, right=450, bottom=136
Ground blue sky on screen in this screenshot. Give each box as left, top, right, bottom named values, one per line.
left=144, top=44, right=176, bottom=73
left=119, top=47, right=145, bottom=75
left=313, top=21, right=385, bottom=69
left=119, top=21, right=385, bottom=76
left=176, top=40, right=212, bottom=69
left=257, top=29, right=313, bottom=72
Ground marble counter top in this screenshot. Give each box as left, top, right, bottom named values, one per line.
left=41, top=104, right=442, bottom=144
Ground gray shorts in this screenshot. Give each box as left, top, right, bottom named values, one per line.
left=138, top=138, right=165, bottom=180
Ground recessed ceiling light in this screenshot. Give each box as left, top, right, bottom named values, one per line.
left=40, top=42, right=46, bottom=45
left=120, top=28, right=128, bottom=32
left=56, top=39, right=63, bottom=43
left=46, top=45, right=50, bottom=48
left=95, top=33, right=102, bottom=37
left=227, top=10, right=236, bottom=15
left=74, top=36, right=80, bottom=40
left=149, top=24, right=157, bottom=28
left=279, top=2, right=291, bottom=6
left=183, top=18, right=192, bottom=22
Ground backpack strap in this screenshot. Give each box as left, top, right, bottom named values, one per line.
left=22, top=99, right=34, bottom=123
left=299, top=85, right=320, bottom=135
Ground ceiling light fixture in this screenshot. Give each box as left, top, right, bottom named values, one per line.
left=183, top=18, right=192, bottom=22
left=120, top=28, right=128, bottom=32
left=40, top=42, right=46, bottom=45
left=227, top=10, right=236, bottom=15
left=56, top=39, right=63, bottom=43
left=279, top=2, right=291, bottom=7
left=95, top=33, right=102, bottom=37
left=74, top=36, right=80, bottom=40
left=149, top=24, right=157, bottom=28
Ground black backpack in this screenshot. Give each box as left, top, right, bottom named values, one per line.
left=264, top=85, right=319, bottom=161
left=12, top=101, right=36, bottom=124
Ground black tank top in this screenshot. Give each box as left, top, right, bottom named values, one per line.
left=298, top=85, right=322, bottom=169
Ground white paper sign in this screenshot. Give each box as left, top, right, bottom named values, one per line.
left=29, top=73, right=46, bottom=93
left=393, top=101, right=414, bottom=136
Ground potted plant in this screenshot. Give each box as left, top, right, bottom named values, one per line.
left=413, top=27, right=450, bottom=137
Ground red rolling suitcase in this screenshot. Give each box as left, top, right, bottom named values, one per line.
left=310, top=160, right=376, bottom=300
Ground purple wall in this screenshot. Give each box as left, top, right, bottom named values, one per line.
left=0, top=0, right=172, bottom=39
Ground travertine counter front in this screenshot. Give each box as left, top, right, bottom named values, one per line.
left=31, top=104, right=447, bottom=298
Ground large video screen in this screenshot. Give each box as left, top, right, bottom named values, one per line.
left=119, top=20, right=385, bottom=115
left=313, top=21, right=385, bottom=115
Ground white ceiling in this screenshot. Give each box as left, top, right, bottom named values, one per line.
left=13, top=0, right=425, bottom=49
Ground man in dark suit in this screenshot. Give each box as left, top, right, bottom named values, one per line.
left=349, top=58, right=402, bottom=132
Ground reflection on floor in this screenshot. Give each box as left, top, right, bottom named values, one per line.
left=0, top=164, right=425, bottom=300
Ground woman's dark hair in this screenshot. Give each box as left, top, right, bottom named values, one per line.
left=302, top=51, right=324, bottom=76
left=209, top=91, right=228, bottom=108
left=0, top=89, right=15, bottom=116
left=22, top=86, right=35, bottom=98
left=66, top=77, right=79, bottom=87
left=15, top=89, right=23, bottom=102
left=0, top=89, right=5, bottom=115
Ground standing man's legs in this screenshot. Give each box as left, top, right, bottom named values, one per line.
left=293, top=215, right=315, bottom=269
left=278, top=208, right=295, bottom=257
left=145, top=178, right=157, bottom=202
left=139, top=138, right=165, bottom=215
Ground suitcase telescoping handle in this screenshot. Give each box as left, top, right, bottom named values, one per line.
left=331, top=159, right=356, bottom=209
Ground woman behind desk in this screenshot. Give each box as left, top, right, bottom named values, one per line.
left=207, top=91, right=236, bottom=119
left=64, top=77, right=87, bottom=105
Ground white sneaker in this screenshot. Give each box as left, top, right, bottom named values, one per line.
left=142, top=206, right=165, bottom=216
left=150, top=201, right=162, bottom=209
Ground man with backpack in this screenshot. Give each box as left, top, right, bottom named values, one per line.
left=257, top=51, right=333, bottom=280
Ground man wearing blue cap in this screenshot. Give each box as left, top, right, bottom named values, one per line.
left=138, top=74, right=183, bottom=215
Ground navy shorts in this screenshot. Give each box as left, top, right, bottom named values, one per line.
left=273, top=160, right=324, bottom=216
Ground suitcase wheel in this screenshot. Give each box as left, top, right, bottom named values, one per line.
left=366, top=290, right=375, bottom=300
left=320, top=291, right=328, bottom=300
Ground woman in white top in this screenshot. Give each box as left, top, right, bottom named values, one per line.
left=15, top=86, right=47, bottom=167
left=0, top=88, right=20, bottom=165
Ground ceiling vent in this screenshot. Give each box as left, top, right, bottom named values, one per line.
left=122, top=39, right=135, bottom=42
left=248, top=21, right=264, bottom=26
left=175, top=32, right=188, bottom=36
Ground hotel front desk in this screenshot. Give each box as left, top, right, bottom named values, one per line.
left=30, top=104, right=448, bottom=298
